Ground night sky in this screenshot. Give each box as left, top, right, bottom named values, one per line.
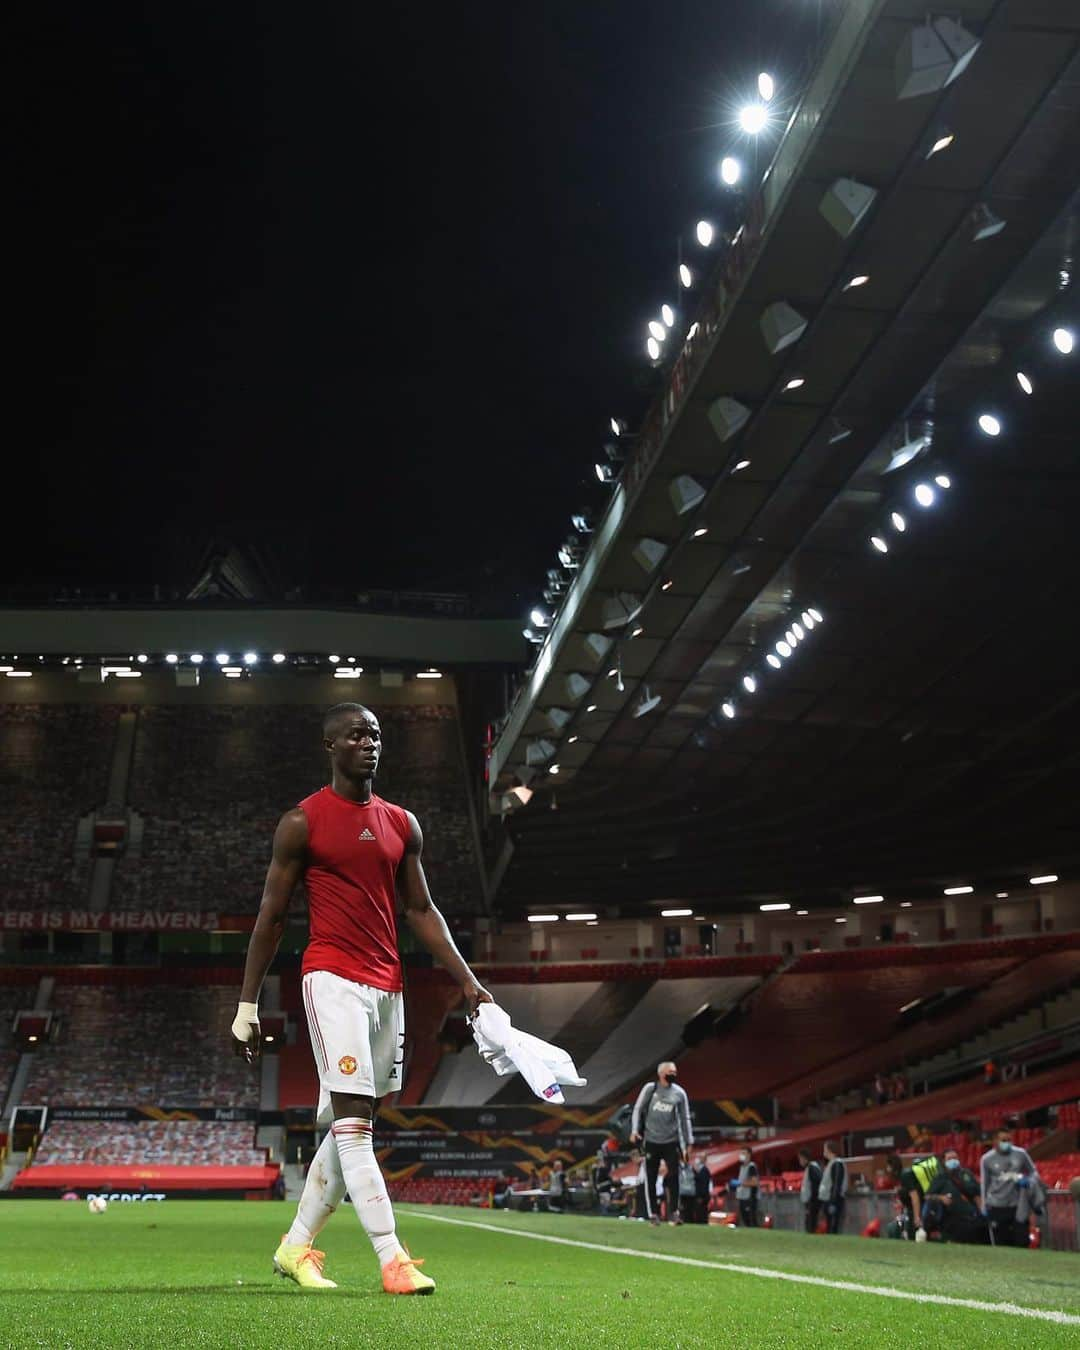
left=12, top=2, right=820, bottom=612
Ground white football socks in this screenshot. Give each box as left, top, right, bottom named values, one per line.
left=285, top=1130, right=346, bottom=1247
left=330, top=1117, right=400, bottom=1268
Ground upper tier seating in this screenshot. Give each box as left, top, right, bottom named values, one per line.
left=34, top=1119, right=265, bottom=1166
left=676, top=956, right=1016, bottom=1105
left=0, top=987, right=25, bottom=1107
left=20, top=985, right=258, bottom=1107
left=576, top=975, right=761, bottom=1103
left=787, top=948, right=1080, bottom=1105
left=112, top=702, right=479, bottom=914
left=0, top=703, right=119, bottom=909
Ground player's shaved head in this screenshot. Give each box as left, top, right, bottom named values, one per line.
left=322, top=702, right=376, bottom=740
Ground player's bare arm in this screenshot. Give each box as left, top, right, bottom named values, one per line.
left=232, top=807, right=308, bottom=1061
left=398, top=810, right=492, bottom=1013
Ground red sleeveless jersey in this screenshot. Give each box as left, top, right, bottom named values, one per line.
left=298, top=786, right=410, bottom=993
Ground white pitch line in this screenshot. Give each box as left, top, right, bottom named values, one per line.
left=399, top=1209, right=1080, bottom=1326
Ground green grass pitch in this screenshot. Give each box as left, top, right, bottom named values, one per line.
left=2, top=1200, right=1078, bottom=1348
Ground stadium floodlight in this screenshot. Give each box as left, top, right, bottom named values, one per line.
left=136, top=653, right=148, bottom=664
left=528, top=914, right=559, bottom=923
left=732, top=459, right=751, bottom=473
left=891, top=512, right=907, bottom=532
left=567, top=735, right=578, bottom=744
left=807, top=608, right=823, bottom=624
left=926, top=131, right=954, bottom=158
left=566, top=912, right=597, bottom=921
left=721, top=700, right=735, bottom=719
left=661, top=908, right=693, bottom=917
left=648, top=319, right=666, bottom=342
left=871, top=535, right=889, bottom=553
left=1029, top=874, right=1058, bottom=885
left=943, top=885, right=974, bottom=895
left=696, top=220, right=714, bottom=247
left=165, top=653, right=178, bottom=664
left=760, top=902, right=790, bottom=912
left=633, top=686, right=662, bottom=718
left=739, top=103, right=768, bottom=135
left=783, top=376, right=805, bottom=391
left=660, top=579, right=674, bottom=591
left=547, top=764, right=560, bottom=775
left=243, top=651, right=258, bottom=665
left=972, top=204, right=1006, bottom=241
left=834, top=917, right=847, bottom=924
left=1053, top=327, right=1075, bottom=355
left=571, top=512, right=593, bottom=534
left=757, top=72, right=775, bottom=102
left=328, top=654, right=340, bottom=664
left=775, top=640, right=792, bottom=658
left=785, top=630, right=797, bottom=646
left=766, top=653, right=782, bottom=669
left=646, top=336, right=661, bottom=362
left=801, top=611, right=815, bottom=629
left=792, top=622, right=804, bottom=641
left=610, top=417, right=627, bottom=437
left=215, top=653, right=231, bottom=665
left=114, top=670, right=142, bottom=678
left=334, top=667, right=361, bottom=679
left=900, top=902, right=913, bottom=908
left=885, top=425, right=932, bottom=473
left=586, top=704, right=597, bottom=713
left=417, top=669, right=443, bottom=678
left=977, top=413, right=1001, bottom=436
left=742, top=675, right=757, bottom=694
left=530, top=608, right=550, bottom=628
left=853, top=895, right=884, bottom=905
left=914, top=483, right=935, bottom=507
left=679, top=263, right=692, bottom=289
left=934, top=474, right=951, bottom=489
left=692, top=526, right=708, bottom=538
left=1016, top=371, right=1033, bottom=395
left=720, top=156, right=742, bottom=186
left=843, top=274, right=870, bottom=291
left=661, top=304, right=675, bottom=328
left=272, top=652, right=286, bottom=664
left=522, top=628, right=544, bottom=645
left=796, top=910, right=809, bottom=916
left=895, top=17, right=981, bottom=100
left=190, top=653, right=204, bottom=664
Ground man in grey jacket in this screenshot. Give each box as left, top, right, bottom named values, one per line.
left=631, top=1061, right=693, bottom=1226
left=818, top=1140, right=847, bottom=1234
left=798, top=1149, right=822, bottom=1233
left=980, top=1127, right=1040, bottom=1247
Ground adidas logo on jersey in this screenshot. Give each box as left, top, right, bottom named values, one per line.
left=358, top=828, right=376, bottom=841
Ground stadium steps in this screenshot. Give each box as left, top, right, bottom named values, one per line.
left=0, top=1151, right=27, bottom=1192
left=486, top=979, right=653, bottom=1105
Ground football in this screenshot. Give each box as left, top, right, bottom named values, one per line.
left=87, top=1196, right=108, bottom=1215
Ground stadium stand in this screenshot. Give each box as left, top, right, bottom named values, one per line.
left=20, top=984, right=258, bottom=1107
left=575, top=975, right=761, bottom=1103
left=111, top=703, right=479, bottom=914
left=0, top=987, right=24, bottom=1107
left=675, top=937, right=1080, bottom=1108
left=32, top=1119, right=265, bottom=1167
left=0, top=703, right=120, bottom=909
left=675, top=953, right=1016, bottom=1105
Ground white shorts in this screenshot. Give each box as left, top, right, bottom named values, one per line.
left=301, top=970, right=405, bottom=1123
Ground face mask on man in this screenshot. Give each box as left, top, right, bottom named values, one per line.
left=997, top=1140, right=1012, bottom=1153
left=945, top=1158, right=960, bottom=1171
left=740, top=1153, right=749, bottom=1164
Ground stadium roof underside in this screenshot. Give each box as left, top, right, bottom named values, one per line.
left=489, top=0, right=1080, bottom=915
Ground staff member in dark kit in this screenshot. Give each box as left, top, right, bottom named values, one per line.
left=798, top=1149, right=822, bottom=1233
left=631, top=1061, right=693, bottom=1226
left=735, top=1146, right=759, bottom=1227
left=818, top=1140, right=847, bottom=1234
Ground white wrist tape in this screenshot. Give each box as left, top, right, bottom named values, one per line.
left=232, top=1001, right=260, bottom=1042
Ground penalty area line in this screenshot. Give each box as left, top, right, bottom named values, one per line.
left=398, top=1209, right=1080, bottom=1326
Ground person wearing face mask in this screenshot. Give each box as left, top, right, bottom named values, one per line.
left=630, top=1061, right=693, bottom=1226
left=734, top=1146, right=760, bottom=1227
left=980, top=1127, right=1039, bottom=1247
left=925, top=1149, right=988, bottom=1244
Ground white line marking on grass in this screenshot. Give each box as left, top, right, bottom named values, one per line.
left=399, top=1210, right=1080, bottom=1326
